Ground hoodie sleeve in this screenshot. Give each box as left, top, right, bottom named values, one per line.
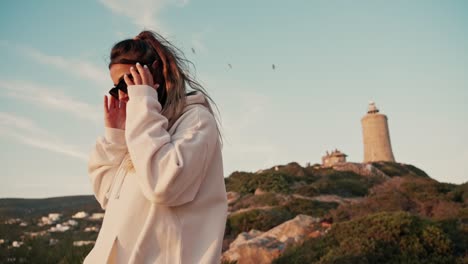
left=88, top=127, right=128, bottom=209
left=125, top=84, right=218, bottom=207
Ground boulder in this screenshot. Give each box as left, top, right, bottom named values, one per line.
left=222, top=214, right=321, bottom=264
left=254, top=188, right=266, bottom=196
left=227, top=191, right=241, bottom=205
left=229, top=229, right=264, bottom=249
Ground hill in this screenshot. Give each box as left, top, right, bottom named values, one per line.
left=0, top=196, right=100, bottom=220
left=222, top=161, right=467, bottom=263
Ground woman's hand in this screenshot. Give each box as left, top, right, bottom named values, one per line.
left=124, top=62, right=160, bottom=92
left=104, top=91, right=126, bottom=130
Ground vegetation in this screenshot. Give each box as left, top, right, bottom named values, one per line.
left=230, top=193, right=281, bottom=211
left=224, top=207, right=294, bottom=239
left=371, top=161, right=429, bottom=178
left=274, top=211, right=466, bottom=264
left=225, top=171, right=297, bottom=195
left=0, top=235, right=93, bottom=264
left=225, top=198, right=339, bottom=239
left=331, top=177, right=466, bottom=222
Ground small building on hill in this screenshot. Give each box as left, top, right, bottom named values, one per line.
left=321, top=149, right=347, bottom=167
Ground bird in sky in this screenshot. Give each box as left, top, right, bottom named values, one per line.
left=191, top=48, right=196, bottom=54
left=228, top=63, right=232, bottom=69
left=272, top=64, right=276, bottom=70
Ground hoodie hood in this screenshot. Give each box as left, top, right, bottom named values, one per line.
left=185, top=91, right=209, bottom=109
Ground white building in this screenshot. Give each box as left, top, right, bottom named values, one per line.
left=84, top=226, right=100, bottom=232
left=49, top=224, right=70, bottom=232
left=73, top=241, right=95, bottom=247
left=89, top=213, right=105, bottom=220
left=39, top=213, right=62, bottom=226
left=12, top=241, right=23, bottom=248
left=72, top=211, right=89, bottom=219
left=67, top=220, right=78, bottom=226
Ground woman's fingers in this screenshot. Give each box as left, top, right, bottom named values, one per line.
left=104, top=95, right=109, bottom=114
left=119, top=100, right=127, bottom=111
left=118, top=90, right=127, bottom=109
left=136, top=62, right=153, bottom=86
left=111, top=95, right=119, bottom=109
left=130, top=66, right=141, bottom=85
left=124, top=73, right=134, bottom=86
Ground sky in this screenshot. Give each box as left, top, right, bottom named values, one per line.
left=0, top=0, right=467, bottom=198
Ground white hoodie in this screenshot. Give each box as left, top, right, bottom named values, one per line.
left=84, top=85, right=228, bottom=264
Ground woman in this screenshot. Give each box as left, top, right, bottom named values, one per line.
left=84, top=30, right=228, bottom=264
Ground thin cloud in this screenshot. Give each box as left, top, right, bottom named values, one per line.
left=0, top=114, right=88, bottom=162
left=0, top=112, right=49, bottom=136
left=99, top=0, right=189, bottom=36
left=11, top=133, right=88, bottom=161
left=0, top=40, right=109, bottom=90
left=22, top=47, right=109, bottom=87
left=0, top=80, right=101, bottom=123
left=99, top=0, right=167, bottom=33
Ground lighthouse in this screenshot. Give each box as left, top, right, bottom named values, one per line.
left=361, top=102, right=395, bottom=162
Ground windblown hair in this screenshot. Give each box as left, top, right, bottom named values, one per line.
left=108, top=30, right=223, bottom=172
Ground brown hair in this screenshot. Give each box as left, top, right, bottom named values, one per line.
left=108, top=30, right=223, bottom=145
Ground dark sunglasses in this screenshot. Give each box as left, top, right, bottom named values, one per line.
left=109, top=74, right=134, bottom=99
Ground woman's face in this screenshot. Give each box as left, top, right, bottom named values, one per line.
left=110, top=63, right=133, bottom=102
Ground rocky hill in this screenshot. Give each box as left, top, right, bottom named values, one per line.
left=222, top=161, right=467, bottom=263
left=0, top=161, right=466, bottom=263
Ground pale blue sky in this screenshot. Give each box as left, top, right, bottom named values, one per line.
left=1, top=0, right=467, bottom=198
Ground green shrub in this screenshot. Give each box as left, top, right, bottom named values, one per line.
left=274, top=211, right=457, bottom=264
left=449, top=182, right=468, bottom=204
left=372, top=162, right=429, bottom=178
left=231, top=193, right=281, bottom=211
left=225, top=171, right=297, bottom=195
left=307, top=171, right=372, bottom=198
left=225, top=208, right=294, bottom=239
left=286, top=198, right=338, bottom=217
left=225, top=171, right=259, bottom=194
left=295, top=185, right=320, bottom=197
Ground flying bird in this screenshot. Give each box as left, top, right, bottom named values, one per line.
left=228, top=63, right=232, bottom=69
left=272, top=64, right=276, bottom=70
left=191, top=47, right=196, bottom=54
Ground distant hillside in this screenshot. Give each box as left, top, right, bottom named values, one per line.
left=0, top=195, right=100, bottom=220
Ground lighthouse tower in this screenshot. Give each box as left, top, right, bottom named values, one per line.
left=361, top=102, right=395, bottom=162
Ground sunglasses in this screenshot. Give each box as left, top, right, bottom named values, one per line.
left=109, top=74, right=134, bottom=99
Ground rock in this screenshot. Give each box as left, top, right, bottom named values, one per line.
left=222, top=237, right=283, bottom=264
left=259, top=214, right=320, bottom=245
left=227, top=191, right=240, bottom=205
left=222, top=214, right=321, bottom=264
left=332, top=162, right=389, bottom=179
left=230, top=229, right=264, bottom=249
left=307, top=230, right=321, bottom=238
left=254, top=188, right=266, bottom=196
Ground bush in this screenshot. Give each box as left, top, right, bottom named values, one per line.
left=225, top=171, right=259, bottom=194
left=372, top=162, right=429, bottom=178
left=286, top=198, right=338, bottom=217
left=225, top=171, right=297, bottom=195
left=225, top=207, right=294, bottom=239
left=448, top=182, right=468, bottom=204
left=302, top=171, right=372, bottom=198
left=274, top=211, right=458, bottom=264
left=295, top=185, right=320, bottom=197
left=231, top=193, right=281, bottom=211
